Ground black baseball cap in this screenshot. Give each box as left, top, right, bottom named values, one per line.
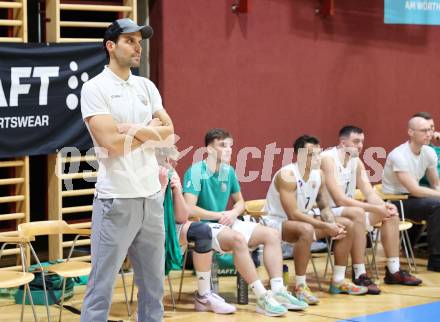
left=104, top=18, right=153, bottom=41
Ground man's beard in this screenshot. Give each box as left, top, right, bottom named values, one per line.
left=130, top=57, right=141, bottom=67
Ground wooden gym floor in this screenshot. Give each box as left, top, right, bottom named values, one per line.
left=1, top=249, right=440, bottom=322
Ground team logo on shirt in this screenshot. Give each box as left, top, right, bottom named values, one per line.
left=310, top=181, right=317, bottom=189
left=186, top=180, right=191, bottom=188
left=137, top=94, right=149, bottom=105
left=221, top=182, right=227, bottom=192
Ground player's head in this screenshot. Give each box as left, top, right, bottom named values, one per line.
left=205, top=128, right=233, bottom=164
left=413, top=112, right=435, bottom=136
left=293, top=135, right=321, bottom=169
left=103, top=18, right=153, bottom=67
left=339, top=125, right=364, bottom=157
left=408, top=116, right=433, bottom=146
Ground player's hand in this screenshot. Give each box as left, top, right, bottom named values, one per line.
left=170, top=172, right=182, bottom=193
left=116, top=123, right=135, bottom=134
left=373, top=205, right=393, bottom=221
left=148, top=118, right=163, bottom=127
left=218, top=211, right=236, bottom=227
left=158, top=167, right=169, bottom=191
left=385, top=202, right=398, bottom=217
left=375, top=204, right=397, bottom=221
left=325, top=223, right=347, bottom=240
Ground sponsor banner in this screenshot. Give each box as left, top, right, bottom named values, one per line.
left=0, top=43, right=106, bottom=157
left=385, top=0, right=440, bottom=25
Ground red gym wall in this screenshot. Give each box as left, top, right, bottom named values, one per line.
left=149, top=0, right=440, bottom=199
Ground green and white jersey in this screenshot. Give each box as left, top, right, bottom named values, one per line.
left=183, top=160, right=240, bottom=221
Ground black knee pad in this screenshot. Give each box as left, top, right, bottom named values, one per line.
left=187, top=222, right=212, bottom=254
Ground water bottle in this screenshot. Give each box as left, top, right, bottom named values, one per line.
left=283, top=264, right=290, bottom=286
left=236, top=271, right=248, bottom=304
left=211, top=258, right=219, bottom=294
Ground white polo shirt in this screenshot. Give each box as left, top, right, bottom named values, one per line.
left=80, top=66, right=164, bottom=198
left=382, top=141, right=438, bottom=194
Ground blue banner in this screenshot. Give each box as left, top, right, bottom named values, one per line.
left=385, top=0, right=440, bottom=25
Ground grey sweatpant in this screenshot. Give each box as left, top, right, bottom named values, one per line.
left=80, top=192, right=165, bottom=322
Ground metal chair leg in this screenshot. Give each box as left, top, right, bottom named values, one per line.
left=310, top=255, right=322, bottom=291
left=58, top=277, right=67, bottom=322
left=40, top=269, right=51, bottom=322
left=323, top=238, right=334, bottom=279
left=178, top=245, right=189, bottom=302
left=367, top=231, right=379, bottom=280
left=20, top=288, right=26, bottom=322
left=28, top=244, right=51, bottom=322
left=167, top=274, right=176, bottom=310
left=373, top=230, right=380, bottom=261
left=25, top=283, right=38, bottom=322
left=404, top=229, right=418, bottom=273
left=18, top=244, right=37, bottom=322
left=120, top=268, right=131, bottom=317
left=401, top=230, right=413, bottom=272
left=365, top=244, right=373, bottom=276
left=20, top=283, right=26, bottom=322
left=130, top=273, right=135, bottom=304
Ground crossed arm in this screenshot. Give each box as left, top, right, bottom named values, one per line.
left=86, top=109, right=174, bottom=157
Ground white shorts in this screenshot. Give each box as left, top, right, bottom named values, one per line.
left=263, top=216, right=283, bottom=233
left=175, top=223, right=184, bottom=238
left=208, top=219, right=259, bottom=253
left=264, top=216, right=317, bottom=241
left=263, top=210, right=319, bottom=231
left=309, top=207, right=344, bottom=217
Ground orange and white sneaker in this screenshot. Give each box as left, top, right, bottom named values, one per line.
left=329, top=280, right=368, bottom=295
left=294, top=284, right=319, bottom=305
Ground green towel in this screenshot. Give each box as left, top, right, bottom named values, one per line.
left=164, top=175, right=183, bottom=275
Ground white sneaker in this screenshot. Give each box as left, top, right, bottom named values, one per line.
left=256, top=291, right=287, bottom=317
left=273, top=286, right=308, bottom=310
left=194, top=291, right=236, bottom=314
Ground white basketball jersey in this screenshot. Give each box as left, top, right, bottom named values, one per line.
left=265, top=163, right=321, bottom=221
left=323, top=147, right=358, bottom=207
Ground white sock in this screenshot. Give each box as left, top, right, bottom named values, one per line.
left=250, top=280, right=267, bottom=298
left=332, top=265, right=346, bottom=284
left=295, top=275, right=306, bottom=287
left=270, top=277, right=284, bottom=293
left=196, top=271, right=211, bottom=296
left=353, top=263, right=366, bottom=279
left=387, top=257, right=400, bottom=274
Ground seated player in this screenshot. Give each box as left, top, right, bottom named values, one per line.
left=382, top=116, right=440, bottom=272
left=183, top=128, right=308, bottom=317
left=321, top=126, right=421, bottom=292
left=264, top=135, right=368, bottom=304
left=156, top=146, right=236, bottom=314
